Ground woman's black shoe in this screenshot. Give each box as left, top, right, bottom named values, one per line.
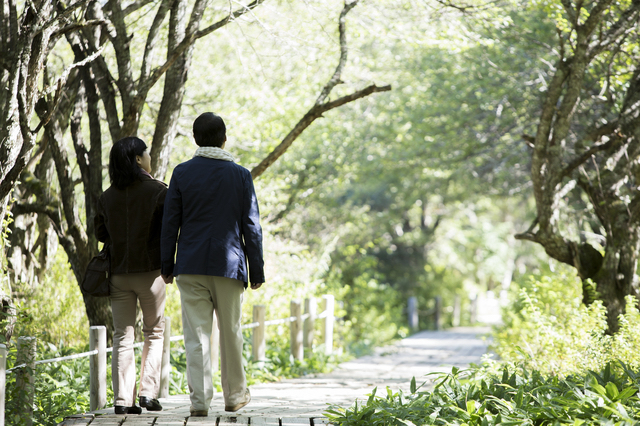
left=114, top=405, right=142, bottom=415
left=139, top=396, right=163, bottom=411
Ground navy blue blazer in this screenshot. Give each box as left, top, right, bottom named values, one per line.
left=161, top=156, right=265, bottom=285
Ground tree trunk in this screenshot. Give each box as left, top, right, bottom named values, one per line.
left=515, top=0, right=640, bottom=332
left=591, top=227, right=640, bottom=332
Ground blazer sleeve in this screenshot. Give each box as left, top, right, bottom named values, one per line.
left=161, top=172, right=182, bottom=277
left=94, top=196, right=109, bottom=243
left=242, top=172, right=265, bottom=283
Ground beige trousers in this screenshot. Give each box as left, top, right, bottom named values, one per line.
left=176, top=275, right=246, bottom=411
left=111, top=270, right=166, bottom=406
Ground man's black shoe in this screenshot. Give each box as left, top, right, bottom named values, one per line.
left=114, top=405, right=142, bottom=415
left=139, top=396, right=163, bottom=411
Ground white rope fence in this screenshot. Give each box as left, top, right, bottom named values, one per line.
left=0, top=295, right=336, bottom=418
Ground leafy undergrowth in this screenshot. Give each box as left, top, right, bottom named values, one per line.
left=493, top=271, right=640, bottom=376
left=168, top=336, right=350, bottom=395
left=325, top=363, right=640, bottom=425
left=4, top=342, right=101, bottom=426
left=4, top=337, right=347, bottom=426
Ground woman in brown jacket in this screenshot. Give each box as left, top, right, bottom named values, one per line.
left=95, top=137, right=167, bottom=414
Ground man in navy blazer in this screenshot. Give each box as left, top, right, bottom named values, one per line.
left=161, top=112, right=264, bottom=416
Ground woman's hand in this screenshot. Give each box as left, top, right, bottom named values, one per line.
left=250, top=282, right=263, bottom=290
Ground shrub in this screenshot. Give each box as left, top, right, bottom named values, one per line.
left=493, top=270, right=640, bottom=375
left=325, top=363, right=640, bottom=425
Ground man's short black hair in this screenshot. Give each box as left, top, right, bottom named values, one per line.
left=193, top=112, right=226, bottom=147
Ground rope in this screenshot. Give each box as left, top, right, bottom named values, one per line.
left=7, top=349, right=99, bottom=373
left=5, top=309, right=332, bottom=373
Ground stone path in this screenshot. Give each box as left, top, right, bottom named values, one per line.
left=59, top=327, right=491, bottom=426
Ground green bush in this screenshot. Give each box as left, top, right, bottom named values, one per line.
left=493, top=271, right=640, bottom=375
left=325, top=363, right=640, bottom=425
left=4, top=329, right=347, bottom=425
left=5, top=342, right=98, bottom=426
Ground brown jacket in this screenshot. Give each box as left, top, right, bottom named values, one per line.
left=95, top=174, right=168, bottom=274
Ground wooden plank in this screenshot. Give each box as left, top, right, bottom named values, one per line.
left=248, top=419, right=280, bottom=426
left=280, top=418, right=310, bottom=425
left=154, top=417, right=186, bottom=426
left=218, top=416, right=249, bottom=425
left=185, top=417, right=217, bottom=426
left=89, top=416, right=125, bottom=425
left=56, top=417, right=94, bottom=426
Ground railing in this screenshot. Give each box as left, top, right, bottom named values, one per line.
left=0, top=295, right=335, bottom=426
left=406, top=291, right=509, bottom=332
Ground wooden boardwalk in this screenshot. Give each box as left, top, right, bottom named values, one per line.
left=58, top=327, right=491, bottom=426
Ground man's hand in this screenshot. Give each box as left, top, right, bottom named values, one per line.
left=250, top=282, right=263, bottom=290
left=162, top=274, right=174, bottom=284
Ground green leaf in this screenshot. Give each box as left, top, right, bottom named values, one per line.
left=410, top=376, right=417, bottom=394
left=591, top=383, right=607, bottom=397
left=605, top=382, right=619, bottom=400
left=617, top=386, right=637, bottom=402
left=367, top=387, right=377, bottom=405
left=466, top=400, right=477, bottom=414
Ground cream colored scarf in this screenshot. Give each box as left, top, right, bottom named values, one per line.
left=194, top=146, right=235, bottom=162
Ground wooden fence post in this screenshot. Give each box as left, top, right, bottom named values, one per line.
left=89, top=326, right=107, bottom=411
left=0, top=343, right=6, bottom=426
left=303, top=298, right=316, bottom=350
left=434, top=296, right=442, bottom=331
left=452, top=295, right=461, bottom=327
left=321, top=295, right=334, bottom=355
left=17, top=336, right=36, bottom=426
left=252, top=305, right=266, bottom=361
left=290, top=300, right=303, bottom=360
left=407, top=296, right=418, bottom=331
left=470, top=294, right=478, bottom=324
left=159, top=316, right=172, bottom=398
left=211, top=313, right=220, bottom=372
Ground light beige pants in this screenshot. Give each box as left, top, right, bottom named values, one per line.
left=176, top=275, right=246, bottom=411
left=111, top=270, right=166, bottom=407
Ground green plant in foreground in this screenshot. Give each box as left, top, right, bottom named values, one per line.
left=324, top=363, right=640, bottom=425
left=5, top=342, right=96, bottom=426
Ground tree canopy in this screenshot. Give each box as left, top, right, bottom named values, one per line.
left=1, top=0, right=639, bottom=343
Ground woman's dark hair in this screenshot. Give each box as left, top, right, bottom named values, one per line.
left=109, top=137, right=147, bottom=189
left=193, top=112, right=226, bottom=147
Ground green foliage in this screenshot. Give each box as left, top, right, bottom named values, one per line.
left=10, top=249, right=88, bottom=347
left=493, top=270, right=640, bottom=375
left=325, top=363, right=640, bottom=425
left=244, top=339, right=349, bottom=386
left=5, top=342, right=96, bottom=426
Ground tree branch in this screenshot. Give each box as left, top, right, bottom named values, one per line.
left=32, top=47, right=104, bottom=134
left=315, top=0, right=359, bottom=105
left=139, top=0, right=268, bottom=96
left=522, top=134, right=535, bottom=148
left=122, top=0, right=155, bottom=16
left=514, top=217, right=539, bottom=241
left=249, top=0, right=390, bottom=179
left=588, top=0, right=640, bottom=58
left=251, top=83, right=391, bottom=179
left=561, top=136, right=616, bottom=178
left=139, top=0, right=172, bottom=85
left=51, top=19, right=107, bottom=40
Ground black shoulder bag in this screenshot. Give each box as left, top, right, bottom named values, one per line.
left=81, top=244, right=111, bottom=297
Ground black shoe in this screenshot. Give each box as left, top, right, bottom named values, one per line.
left=139, top=396, right=163, bottom=411
left=114, top=405, right=142, bottom=415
